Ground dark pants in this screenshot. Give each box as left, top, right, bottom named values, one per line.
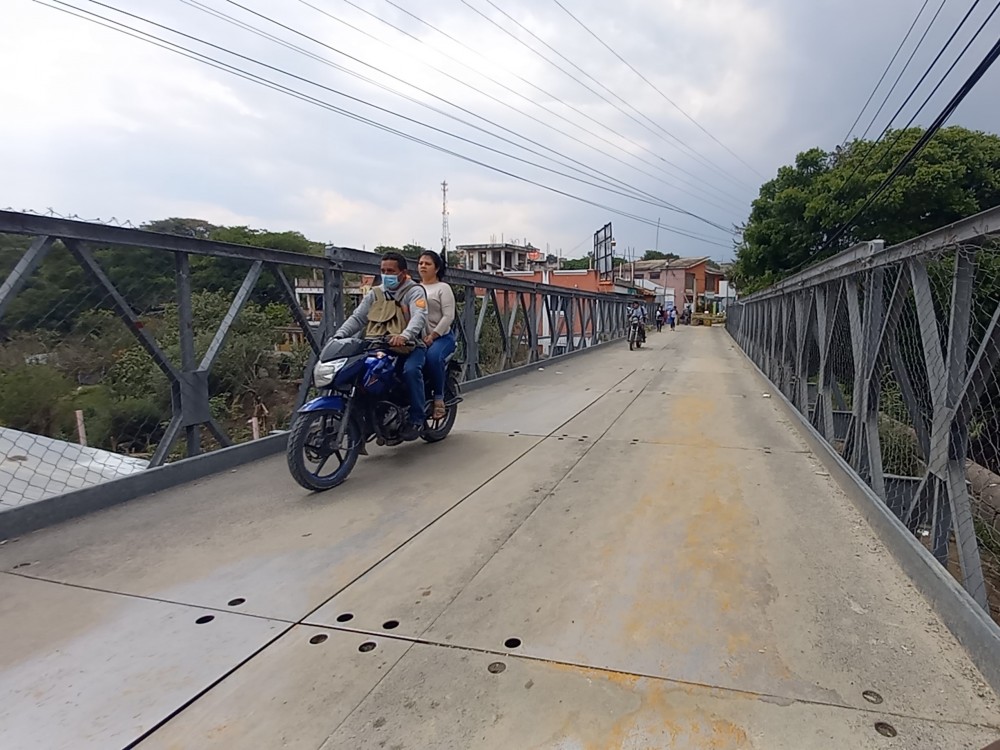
left=402, top=347, right=427, bottom=424
left=425, top=331, right=456, bottom=400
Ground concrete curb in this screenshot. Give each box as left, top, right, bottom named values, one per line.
left=0, top=433, right=287, bottom=541
left=726, top=332, right=1000, bottom=695
left=0, top=338, right=624, bottom=541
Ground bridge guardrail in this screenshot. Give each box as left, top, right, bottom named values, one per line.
left=0, top=210, right=637, bottom=511
left=727, top=205, right=1000, bottom=623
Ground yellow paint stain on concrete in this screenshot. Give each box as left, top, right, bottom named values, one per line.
left=588, top=388, right=803, bottom=691
left=539, top=665, right=752, bottom=749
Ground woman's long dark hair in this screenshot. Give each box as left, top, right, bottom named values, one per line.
left=419, top=250, right=447, bottom=281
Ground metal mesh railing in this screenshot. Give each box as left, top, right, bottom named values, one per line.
left=727, top=206, right=1000, bottom=623
left=1, top=211, right=639, bottom=511
left=0, top=227, right=326, bottom=508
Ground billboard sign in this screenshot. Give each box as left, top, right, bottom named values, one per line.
left=594, top=222, right=613, bottom=281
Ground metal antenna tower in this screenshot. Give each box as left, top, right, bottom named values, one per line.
left=440, top=180, right=451, bottom=255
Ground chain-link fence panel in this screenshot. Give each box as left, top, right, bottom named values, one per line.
left=2, top=213, right=638, bottom=513
left=0, top=237, right=171, bottom=508
left=729, top=212, right=1000, bottom=624
left=0, top=215, right=332, bottom=511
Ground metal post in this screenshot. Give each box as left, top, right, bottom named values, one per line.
left=175, top=252, right=201, bottom=457
left=463, top=284, right=480, bottom=379
left=939, top=249, right=987, bottom=607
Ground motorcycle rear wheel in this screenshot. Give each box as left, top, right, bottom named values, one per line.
left=422, top=374, right=460, bottom=443
left=287, top=410, right=362, bottom=491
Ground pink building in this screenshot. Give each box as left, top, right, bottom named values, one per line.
left=623, top=257, right=724, bottom=309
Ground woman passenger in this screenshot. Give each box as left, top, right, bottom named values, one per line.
left=417, top=250, right=456, bottom=420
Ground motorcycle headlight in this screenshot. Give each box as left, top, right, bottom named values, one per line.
left=313, top=357, right=348, bottom=387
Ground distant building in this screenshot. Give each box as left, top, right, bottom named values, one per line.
left=621, top=256, right=726, bottom=310
left=500, top=268, right=653, bottom=298
left=280, top=271, right=377, bottom=352
left=456, top=242, right=558, bottom=272
left=716, top=279, right=738, bottom=311
left=495, top=268, right=655, bottom=356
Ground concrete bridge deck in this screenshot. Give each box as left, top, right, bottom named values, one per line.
left=1, top=328, right=998, bottom=749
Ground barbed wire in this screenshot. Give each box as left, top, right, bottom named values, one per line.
left=2, top=206, right=138, bottom=228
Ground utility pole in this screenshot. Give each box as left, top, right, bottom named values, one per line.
left=655, top=217, right=660, bottom=252
left=441, top=180, right=451, bottom=259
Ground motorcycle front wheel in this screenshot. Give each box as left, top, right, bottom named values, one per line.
left=287, top=410, right=362, bottom=491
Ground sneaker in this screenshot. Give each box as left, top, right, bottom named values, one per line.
left=400, top=422, right=422, bottom=442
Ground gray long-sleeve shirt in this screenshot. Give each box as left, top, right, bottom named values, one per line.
left=334, top=278, right=428, bottom=344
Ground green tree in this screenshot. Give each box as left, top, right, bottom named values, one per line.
left=641, top=250, right=679, bottom=261
left=142, top=217, right=219, bottom=238
left=732, top=126, right=1000, bottom=291
left=561, top=256, right=591, bottom=270
left=0, top=365, right=75, bottom=436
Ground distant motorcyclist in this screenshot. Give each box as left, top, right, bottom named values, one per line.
left=627, top=300, right=647, bottom=343
left=333, top=252, right=428, bottom=441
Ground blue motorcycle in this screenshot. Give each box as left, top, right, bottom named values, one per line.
left=286, top=337, right=462, bottom=491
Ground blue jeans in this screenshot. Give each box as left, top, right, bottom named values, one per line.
left=401, top=347, right=427, bottom=425
left=425, top=331, right=456, bottom=399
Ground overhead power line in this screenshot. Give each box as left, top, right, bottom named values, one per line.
left=300, top=1, right=740, bottom=215
left=840, top=0, right=932, bottom=146
left=456, top=0, right=748, bottom=205
left=840, top=0, right=1000, bottom=214
left=836, top=0, right=987, bottom=197
left=805, top=23, right=1000, bottom=265
left=83, top=0, right=734, bottom=235
left=36, top=0, right=735, bottom=249
left=851, top=0, right=952, bottom=145
left=549, top=0, right=764, bottom=180
left=464, top=0, right=753, bottom=193
left=358, top=0, right=747, bottom=211
left=179, top=0, right=731, bottom=231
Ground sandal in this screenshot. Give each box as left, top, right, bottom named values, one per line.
left=432, top=400, right=446, bottom=420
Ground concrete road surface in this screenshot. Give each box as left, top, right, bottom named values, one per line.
left=1, top=327, right=998, bottom=749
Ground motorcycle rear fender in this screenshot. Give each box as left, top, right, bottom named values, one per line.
left=298, top=394, right=346, bottom=414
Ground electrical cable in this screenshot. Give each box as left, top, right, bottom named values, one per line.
left=853, top=0, right=952, bottom=144
left=457, top=0, right=748, bottom=205
left=178, top=0, right=734, bottom=228
left=788, top=24, right=1000, bottom=272
left=36, top=0, right=735, bottom=249
left=471, top=0, right=753, bottom=192
left=359, top=0, right=747, bottom=210
left=306, top=2, right=740, bottom=214
left=549, top=0, right=764, bottom=180
left=840, top=0, right=932, bottom=146
left=80, top=0, right=736, bottom=235
left=795, top=0, right=987, bottom=260
left=848, top=0, right=997, bottom=194
left=201, top=0, right=735, bottom=231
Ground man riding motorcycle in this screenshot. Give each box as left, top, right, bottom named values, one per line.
left=628, top=300, right=647, bottom=344
left=332, top=252, right=429, bottom=441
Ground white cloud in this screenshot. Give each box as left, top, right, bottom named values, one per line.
left=2, top=0, right=997, bottom=262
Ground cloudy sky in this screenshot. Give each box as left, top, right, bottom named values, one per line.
left=2, top=0, right=998, bottom=262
